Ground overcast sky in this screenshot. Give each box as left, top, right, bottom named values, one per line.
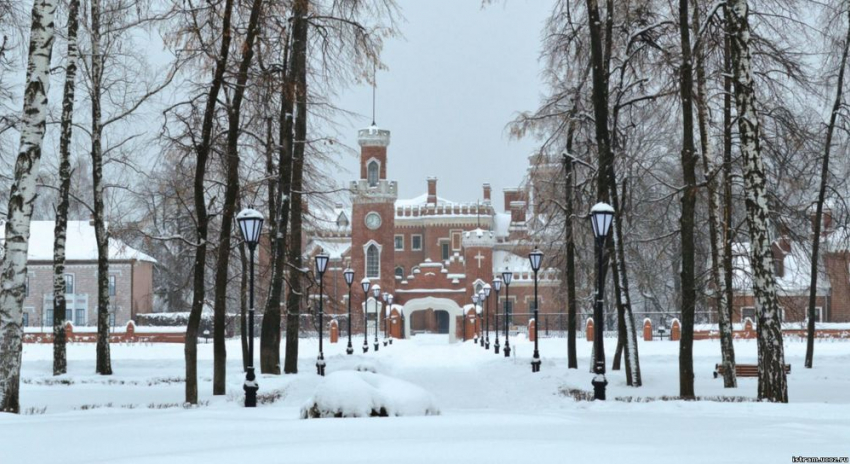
left=333, top=0, right=552, bottom=212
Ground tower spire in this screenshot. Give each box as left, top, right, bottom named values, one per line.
left=371, top=61, right=377, bottom=126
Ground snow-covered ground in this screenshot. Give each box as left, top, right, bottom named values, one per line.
left=1, top=334, right=848, bottom=463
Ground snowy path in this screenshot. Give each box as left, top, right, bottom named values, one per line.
left=1, top=334, right=848, bottom=463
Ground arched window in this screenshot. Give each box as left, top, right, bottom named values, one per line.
left=366, top=244, right=380, bottom=278
left=394, top=266, right=404, bottom=279
left=367, top=160, right=379, bottom=186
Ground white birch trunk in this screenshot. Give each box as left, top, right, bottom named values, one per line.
left=728, top=0, right=788, bottom=403
left=0, top=0, right=59, bottom=413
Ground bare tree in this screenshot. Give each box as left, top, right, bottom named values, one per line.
left=728, top=0, right=788, bottom=403
left=0, top=0, right=59, bottom=413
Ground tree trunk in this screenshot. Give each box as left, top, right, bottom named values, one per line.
left=722, top=3, right=739, bottom=387
left=211, top=0, right=264, bottom=395
left=185, top=0, right=235, bottom=405
left=90, top=0, right=112, bottom=376
left=728, top=0, right=788, bottom=403
left=0, top=0, right=59, bottom=413
left=677, top=0, right=698, bottom=399
left=806, top=5, right=850, bottom=369
left=52, top=0, right=80, bottom=377
left=695, top=0, right=737, bottom=388
left=563, top=153, right=578, bottom=369
left=261, top=32, right=293, bottom=375
left=283, top=0, right=309, bottom=375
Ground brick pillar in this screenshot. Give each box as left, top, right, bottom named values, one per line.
left=671, top=318, right=681, bottom=341
left=329, top=319, right=339, bottom=343
left=389, top=308, right=402, bottom=339
left=465, top=309, right=477, bottom=341
left=643, top=318, right=652, bottom=341
left=586, top=318, right=594, bottom=342
left=528, top=319, right=536, bottom=342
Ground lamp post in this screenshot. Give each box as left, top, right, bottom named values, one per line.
left=472, top=294, right=480, bottom=344
left=478, top=284, right=490, bottom=350
left=344, top=269, right=355, bottom=355
left=590, top=202, right=615, bottom=400
left=528, top=248, right=543, bottom=373
left=502, top=268, right=513, bottom=357
left=477, top=291, right=486, bottom=348
left=381, top=292, right=388, bottom=347
left=492, top=278, right=502, bottom=354
left=315, top=252, right=330, bottom=376
left=237, top=208, right=263, bottom=407
left=361, top=278, right=370, bottom=353
left=385, top=294, right=393, bottom=346
left=372, top=284, right=381, bottom=352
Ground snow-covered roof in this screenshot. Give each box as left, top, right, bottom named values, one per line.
left=732, top=241, right=829, bottom=295
left=306, top=236, right=351, bottom=260
left=0, top=221, right=156, bottom=263
left=492, top=249, right=531, bottom=273
left=395, top=193, right=457, bottom=208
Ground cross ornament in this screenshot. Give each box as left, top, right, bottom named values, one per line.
left=475, top=252, right=485, bottom=268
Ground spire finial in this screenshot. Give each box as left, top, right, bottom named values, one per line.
left=371, top=61, right=377, bottom=126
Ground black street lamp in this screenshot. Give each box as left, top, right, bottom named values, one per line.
left=502, top=268, right=513, bottom=357
left=237, top=208, right=263, bottom=407
left=385, top=294, right=393, bottom=346
left=361, top=278, right=371, bottom=353
left=492, top=277, right=502, bottom=354
left=529, top=247, right=543, bottom=373
left=372, top=284, right=381, bottom=352
left=590, top=202, right=615, bottom=400
left=472, top=294, right=480, bottom=344
left=315, top=252, right=330, bottom=376
left=478, top=284, right=490, bottom=350
left=478, top=290, right=486, bottom=348
left=344, top=268, right=355, bottom=355
left=381, top=292, right=388, bottom=347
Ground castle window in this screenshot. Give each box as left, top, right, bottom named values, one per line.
left=394, top=266, right=404, bottom=279
left=64, top=274, right=75, bottom=294
left=741, top=307, right=755, bottom=322
left=22, top=312, right=29, bottom=327
left=366, top=244, right=380, bottom=278
left=394, top=235, right=404, bottom=251
left=109, top=275, right=117, bottom=296
left=367, top=160, right=379, bottom=187
left=441, top=242, right=450, bottom=261
left=411, top=235, right=422, bottom=251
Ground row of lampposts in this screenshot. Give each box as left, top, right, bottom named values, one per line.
left=238, top=198, right=615, bottom=404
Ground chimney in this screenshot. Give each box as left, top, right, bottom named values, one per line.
left=482, top=183, right=491, bottom=204
left=427, top=177, right=437, bottom=205
left=510, top=201, right=527, bottom=223
left=503, top=188, right=519, bottom=213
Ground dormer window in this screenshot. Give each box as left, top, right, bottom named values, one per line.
left=367, top=160, right=379, bottom=187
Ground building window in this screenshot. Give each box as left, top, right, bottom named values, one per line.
left=367, top=160, right=379, bottom=186
left=24, top=276, right=29, bottom=297
left=811, top=307, right=823, bottom=323
left=741, top=307, right=755, bottom=322
left=75, top=308, right=85, bottom=326
left=65, top=307, right=73, bottom=322
left=441, top=242, right=450, bottom=261
left=22, top=312, right=29, bottom=327
left=528, top=298, right=541, bottom=312
left=394, top=266, right=404, bottom=279
left=64, top=274, right=74, bottom=294
left=109, top=275, right=117, bottom=297
left=109, top=313, right=116, bottom=327
left=44, top=308, right=53, bottom=326
left=394, top=235, right=404, bottom=251
left=411, top=235, right=422, bottom=251
left=366, top=244, right=380, bottom=278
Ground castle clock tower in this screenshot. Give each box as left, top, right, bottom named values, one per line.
left=351, top=125, right=397, bottom=308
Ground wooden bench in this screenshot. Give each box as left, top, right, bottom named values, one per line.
left=713, top=363, right=791, bottom=379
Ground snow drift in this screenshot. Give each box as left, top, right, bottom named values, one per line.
left=301, top=370, right=440, bottom=418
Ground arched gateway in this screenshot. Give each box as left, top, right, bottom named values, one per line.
left=402, top=297, right=464, bottom=343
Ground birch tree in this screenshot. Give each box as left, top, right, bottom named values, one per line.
left=52, top=0, right=82, bottom=376
left=728, top=0, right=788, bottom=403
left=0, top=0, right=58, bottom=413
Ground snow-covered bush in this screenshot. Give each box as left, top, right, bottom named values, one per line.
left=301, top=371, right=440, bottom=419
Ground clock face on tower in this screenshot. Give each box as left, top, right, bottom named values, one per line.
left=365, top=212, right=382, bottom=230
